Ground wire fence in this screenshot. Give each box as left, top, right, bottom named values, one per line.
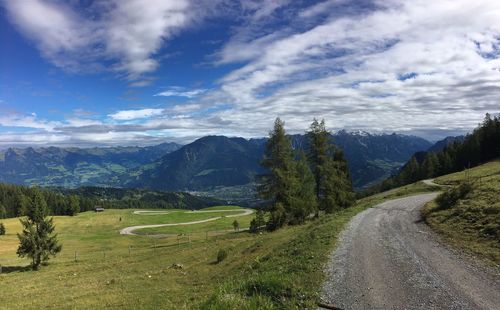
left=0, top=228, right=244, bottom=270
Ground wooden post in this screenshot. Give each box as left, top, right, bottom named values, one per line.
left=74, top=251, right=77, bottom=262
left=103, top=250, right=106, bottom=259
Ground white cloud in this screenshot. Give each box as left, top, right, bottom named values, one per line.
left=2, top=0, right=210, bottom=78
left=208, top=0, right=500, bottom=138
left=1, top=0, right=499, bottom=146
left=0, top=113, right=61, bottom=132
left=108, top=108, right=165, bottom=121
left=155, top=87, right=207, bottom=98
left=104, top=0, right=191, bottom=78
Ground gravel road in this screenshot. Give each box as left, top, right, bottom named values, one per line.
left=320, top=193, right=500, bottom=310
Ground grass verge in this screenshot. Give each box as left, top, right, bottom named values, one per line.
left=422, top=160, right=500, bottom=266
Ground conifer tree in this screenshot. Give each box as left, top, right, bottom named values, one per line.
left=421, top=152, right=439, bottom=178
left=249, top=209, right=266, bottom=233
left=289, top=151, right=318, bottom=223
left=67, top=195, right=80, bottom=216
left=17, top=188, right=62, bottom=270
left=401, top=156, right=420, bottom=183
left=307, top=119, right=354, bottom=212
left=0, top=202, right=6, bottom=219
left=307, top=119, right=330, bottom=200
left=0, top=223, right=5, bottom=235
left=258, top=118, right=299, bottom=228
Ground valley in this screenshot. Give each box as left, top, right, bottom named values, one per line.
left=0, top=132, right=432, bottom=197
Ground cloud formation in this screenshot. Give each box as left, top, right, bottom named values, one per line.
left=2, top=0, right=202, bottom=78
left=210, top=0, right=500, bottom=140
left=155, top=87, right=207, bottom=98
left=108, top=108, right=165, bottom=121
left=1, top=0, right=499, bottom=146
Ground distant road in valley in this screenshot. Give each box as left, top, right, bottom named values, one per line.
left=120, top=208, right=254, bottom=236
left=321, top=193, right=500, bottom=310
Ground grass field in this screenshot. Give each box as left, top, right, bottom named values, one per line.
left=0, top=182, right=441, bottom=309
left=423, top=160, right=500, bottom=266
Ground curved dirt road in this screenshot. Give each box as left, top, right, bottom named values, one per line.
left=120, top=208, right=254, bottom=236
left=422, top=179, right=451, bottom=187
left=321, top=193, right=500, bottom=310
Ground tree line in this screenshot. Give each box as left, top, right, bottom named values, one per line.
left=251, top=118, right=354, bottom=232
left=0, top=183, right=84, bottom=219
left=0, top=184, right=221, bottom=220
left=362, top=113, right=500, bottom=196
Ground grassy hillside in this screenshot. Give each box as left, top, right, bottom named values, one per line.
left=0, top=183, right=439, bottom=309
left=423, top=160, right=500, bottom=265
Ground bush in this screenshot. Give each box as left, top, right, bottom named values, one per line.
left=0, top=223, right=5, bottom=235
left=249, top=209, right=266, bottom=233
left=216, top=249, right=228, bottom=263
left=436, top=182, right=473, bottom=210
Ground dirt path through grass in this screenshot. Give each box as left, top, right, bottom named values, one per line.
left=422, top=178, right=451, bottom=187
left=120, top=209, right=253, bottom=236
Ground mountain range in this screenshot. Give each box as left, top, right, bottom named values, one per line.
left=0, top=131, right=434, bottom=195
left=0, top=143, right=181, bottom=188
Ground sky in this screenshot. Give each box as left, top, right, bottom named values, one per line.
left=0, top=0, right=499, bottom=147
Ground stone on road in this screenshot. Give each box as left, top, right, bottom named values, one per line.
left=321, top=193, right=500, bottom=310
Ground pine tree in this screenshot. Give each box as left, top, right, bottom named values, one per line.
left=401, top=156, right=420, bottom=184
left=0, top=202, right=6, bottom=219
left=67, top=195, right=80, bottom=216
left=331, top=147, right=355, bottom=208
left=289, top=151, right=318, bottom=224
left=17, top=188, right=62, bottom=270
left=266, top=202, right=286, bottom=231
left=307, top=119, right=354, bottom=212
left=0, top=223, right=5, bottom=235
left=232, top=219, right=239, bottom=232
left=258, top=118, right=299, bottom=228
left=249, top=209, right=266, bottom=233
left=307, top=119, right=330, bottom=201
left=421, top=152, right=439, bottom=178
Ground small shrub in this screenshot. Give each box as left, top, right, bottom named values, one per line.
left=436, top=182, right=473, bottom=210
left=217, top=249, right=228, bottom=263
left=0, top=223, right=5, bottom=235
left=232, top=220, right=239, bottom=231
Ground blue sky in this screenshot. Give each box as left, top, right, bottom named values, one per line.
left=0, top=0, right=499, bottom=146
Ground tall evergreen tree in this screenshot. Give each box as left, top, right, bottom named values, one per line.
left=258, top=118, right=299, bottom=228
left=421, top=152, right=439, bottom=178
left=17, top=188, right=62, bottom=270
left=67, top=195, right=80, bottom=216
left=289, top=151, right=317, bottom=224
left=0, top=202, right=6, bottom=219
left=307, top=119, right=354, bottom=212
left=307, top=119, right=330, bottom=201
